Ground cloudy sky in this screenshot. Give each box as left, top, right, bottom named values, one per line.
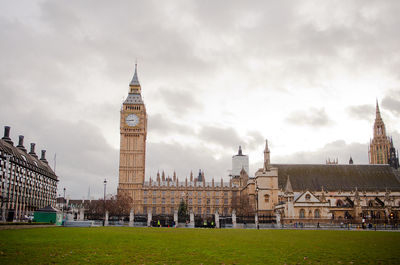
left=1, top=0, right=400, bottom=199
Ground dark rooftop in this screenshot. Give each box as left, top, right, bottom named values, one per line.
left=263, top=164, right=400, bottom=192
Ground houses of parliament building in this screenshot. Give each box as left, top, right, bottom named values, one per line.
left=118, top=66, right=400, bottom=224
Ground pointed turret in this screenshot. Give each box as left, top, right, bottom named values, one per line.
left=349, top=156, right=354, bottom=165
left=130, top=63, right=140, bottom=86
left=238, top=146, right=243, bottom=155
left=263, top=139, right=271, bottom=171
left=376, top=99, right=382, bottom=120
left=128, top=63, right=142, bottom=94
left=370, top=100, right=391, bottom=164
left=284, top=175, right=293, bottom=193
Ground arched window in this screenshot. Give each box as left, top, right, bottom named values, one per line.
left=368, top=200, right=374, bottom=207
left=264, top=194, right=270, bottom=203
left=314, top=209, right=320, bottom=218
left=336, top=200, right=343, bottom=207
left=299, top=209, right=305, bottom=218
left=305, top=194, right=311, bottom=201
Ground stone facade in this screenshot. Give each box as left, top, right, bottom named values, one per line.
left=0, top=126, right=58, bottom=221
left=369, top=101, right=399, bottom=168
left=118, top=66, right=239, bottom=216
left=117, top=67, right=400, bottom=224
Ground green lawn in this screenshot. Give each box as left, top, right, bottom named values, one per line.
left=0, top=227, right=399, bottom=264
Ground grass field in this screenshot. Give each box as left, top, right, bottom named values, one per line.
left=1, top=227, right=399, bottom=264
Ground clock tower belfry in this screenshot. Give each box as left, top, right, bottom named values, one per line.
left=118, top=64, right=147, bottom=210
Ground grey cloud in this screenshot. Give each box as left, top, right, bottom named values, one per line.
left=346, top=104, right=375, bottom=121
left=0, top=110, right=118, bottom=199
left=286, top=108, right=333, bottom=127
left=382, top=96, right=400, bottom=116
left=148, top=113, right=194, bottom=134
left=273, top=140, right=369, bottom=165
left=146, top=141, right=231, bottom=181
left=156, top=87, right=203, bottom=116
left=197, top=125, right=265, bottom=153
left=198, top=126, right=242, bottom=149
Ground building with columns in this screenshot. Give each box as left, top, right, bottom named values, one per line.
left=0, top=126, right=58, bottom=221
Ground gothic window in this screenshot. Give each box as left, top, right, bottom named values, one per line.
left=299, top=209, right=305, bottom=218
left=314, top=209, right=320, bottom=218
left=189, top=198, right=192, bottom=205
left=305, top=194, right=311, bottom=201
left=162, top=207, right=165, bottom=214
left=207, top=192, right=210, bottom=196
left=216, top=198, right=219, bottom=205
left=162, top=198, right=165, bottom=204
left=152, top=198, right=156, bottom=204
left=223, top=208, right=228, bottom=215
left=207, top=198, right=210, bottom=205
left=215, top=192, right=219, bottom=196
left=143, top=206, right=147, bottom=214
left=171, top=191, right=174, bottom=196
left=171, top=207, right=174, bottom=214
left=198, top=198, right=202, bottom=204
left=162, top=191, right=166, bottom=196
left=264, top=194, right=270, bottom=203
left=143, top=198, right=147, bottom=204
left=152, top=207, right=156, bottom=214
left=224, top=198, right=228, bottom=205
left=368, top=200, right=374, bottom=207
left=206, top=207, right=210, bottom=214
left=224, top=192, right=228, bottom=197
left=336, top=200, right=343, bottom=207
left=198, top=191, right=202, bottom=196
left=171, top=198, right=175, bottom=204
left=152, top=190, right=156, bottom=196
left=143, top=190, right=148, bottom=196
left=198, top=207, right=202, bottom=214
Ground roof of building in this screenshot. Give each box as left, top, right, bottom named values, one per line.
left=124, top=93, right=143, bottom=104
left=0, top=138, right=57, bottom=181
left=36, top=205, right=59, bottom=212
left=129, top=64, right=140, bottom=87
left=264, top=164, right=400, bottom=192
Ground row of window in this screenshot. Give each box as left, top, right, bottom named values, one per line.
left=143, top=197, right=229, bottom=205
left=142, top=206, right=229, bottom=215
left=143, top=190, right=230, bottom=197
left=299, top=209, right=320, bottom=218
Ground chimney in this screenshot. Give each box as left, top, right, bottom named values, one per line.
left=17, top=135, right=27, bottom=152
left=40, top=150, right=48, bottom=163
left=2, top=126, right=13, bottom=145
left=29, top=143, right=38, bottom=158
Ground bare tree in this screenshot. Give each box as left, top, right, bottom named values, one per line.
left=231, top=191, right=254, bottom=216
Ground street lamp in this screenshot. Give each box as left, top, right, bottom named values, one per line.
left=255, top=186, right=259, bottom=230
left=103, top=179, right=107, bottom=202
left=63, top=187, right=66, bottom=209
left=103, top=179, right=107, bottom=226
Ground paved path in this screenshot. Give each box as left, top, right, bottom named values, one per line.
left=0, top=225, right=55, bottom=230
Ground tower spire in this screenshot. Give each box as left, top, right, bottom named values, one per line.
left=376, top=99, right=382, bottom=120
left=264, top=139, right=271, bottom=171
left=129, top=63, right=141, bottom=92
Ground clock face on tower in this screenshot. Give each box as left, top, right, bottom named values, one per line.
left=126, top=114, right=139, bottom=127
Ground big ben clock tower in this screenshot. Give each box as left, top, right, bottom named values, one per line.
left=118, top=64, right=147, bottom=210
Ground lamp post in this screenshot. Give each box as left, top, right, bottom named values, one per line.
left=255, top=186, right=259, bottom=230
left=62, top=187, right=66, bottom=219
left=103, top=179, right=107, bottom=226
